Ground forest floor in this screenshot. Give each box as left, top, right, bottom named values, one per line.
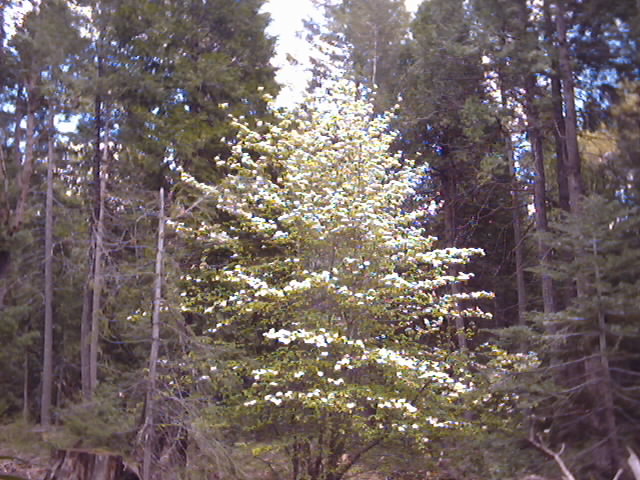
left=0, top=423, right=56, bottom=479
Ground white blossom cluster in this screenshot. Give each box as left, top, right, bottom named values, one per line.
left=178, top=81, right=502, bottom=447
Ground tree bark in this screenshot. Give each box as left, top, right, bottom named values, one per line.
left=543, top=0, right=570, bottom=213
left=80, top=267, right=93, bottom=399
left=47, top=449, right=134, bottom=480
left=554, top=0, right=584, bottom=212
left=142, top=187, right=165, bottom=480
left=41, top=106, right=55, bottom=427
left=524, top=76, right=556, bottom=315
left=81, top=51, right=104, bottom=400
left=592, top=237, right=621, bottom=472
left=514, top=0, right=555, bottom=315
left=505, top=132, right=527, bottom=324
left=89, top=141, right=106, bottom=398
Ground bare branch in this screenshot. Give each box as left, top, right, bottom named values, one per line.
left=628, top=447, right=640, bottom=480
left=529, top=422, right=576, bottom=480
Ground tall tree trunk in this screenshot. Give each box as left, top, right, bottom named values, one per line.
left=544, top=0, right=570, bottom=213
left=442, top=167, right=466, bottom=350
left=143, top=187, right=165, bottom=480
left=592, top=237, right=621, bottom=472
left=554, top=0, right=589, bottom=300
left=554, top=0, right=584, bottom=212
left=82, top=54, right=104, bottom=400
left=524, top=76, right=555, bottom=314
left=496, top=68, right=528, bottom=325
left=505, top=133, right=527, bottom=324
left=41, top=106, right=55, bottom=427
left=89, top=139, right=106, bottom=398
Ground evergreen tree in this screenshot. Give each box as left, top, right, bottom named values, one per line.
left=401, top=0, right=519, bottom=330
left=533, top=195, right=640, bottom=478
left=310, top=0, right=410, bottom=110
left=111, top=0, right=279, bottom=183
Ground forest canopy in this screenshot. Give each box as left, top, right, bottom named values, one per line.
left=0, top=1, right=638, bottom=479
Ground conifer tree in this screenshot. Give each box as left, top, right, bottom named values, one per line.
left=310, top=0, right=410, bottom=111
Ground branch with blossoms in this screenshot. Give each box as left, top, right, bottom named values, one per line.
left=175, top=80, right=527, bottom=479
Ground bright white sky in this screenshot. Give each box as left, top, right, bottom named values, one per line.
left=263, top=0, right=422, bottom=106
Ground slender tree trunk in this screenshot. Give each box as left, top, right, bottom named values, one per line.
left=143, top=187, right=165, bottom=480
left=554, top=0, right=589, bottom=300
left=82, top=56, right=104, bottom=400
left=592, top=237, right=621, bottom=472
left=551, top=73, right=570, bottom=211
left=544, top=0, right=570, bottom=213
left=442, top=168, right=466, bottom=350
left=89, top=142, right=106, bottom=398
left=41, top=106, right=55, bottom=427
left=80, top=268, right=93, bottom=399
left=23, top=352, right=29, bottom=423
left=554, top=0, right=584, bottom=212
left=524, top=77, right=555, bottom=314
left=505, top=133, right=527, bottom=324
left=514, top=0, right=555, bottom=314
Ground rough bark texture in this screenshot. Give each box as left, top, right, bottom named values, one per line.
left=47, top=449, right=134, bottom=480
left=41, top=107, right=55, bottom=427
left=142, top=187, right=165, bottom=480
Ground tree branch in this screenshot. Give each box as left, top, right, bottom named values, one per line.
left=529, top=423, right=576, bottom=480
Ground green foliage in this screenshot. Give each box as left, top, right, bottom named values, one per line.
left=177, top=82, right=528, bottom=479
left=110, top=0, right=279, bottom=184
left=59, top=386, right=140, bottom=452
left=528, top=195, right=640, bottom=477
left=312, top=0, right=410, bottom=111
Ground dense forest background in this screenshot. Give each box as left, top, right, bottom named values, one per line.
left=0, top=0, right=639, bottom=479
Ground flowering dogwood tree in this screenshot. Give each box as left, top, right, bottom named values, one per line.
left=178, top=82, right=507, bottom=479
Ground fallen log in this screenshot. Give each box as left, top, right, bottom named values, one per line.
left=46, top=449, right=139, bottom=480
